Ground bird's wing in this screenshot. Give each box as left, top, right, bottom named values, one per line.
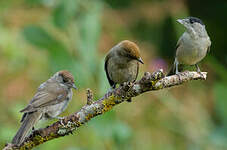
left=20, top=81, right=68, bottom=113
left=104, top=53, right=115, bottom=88
left=176, top=35, right=183, bottom=51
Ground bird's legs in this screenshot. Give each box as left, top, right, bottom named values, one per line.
left=195, top=64, right=201, bottom=73
left=106, top=85, right=115, bottom=97
left=121, top=82, right=134, bottom=102
left=174, top=58, right=180, bottom=75
left=55, top=116, right=66, bottom=127
left=195, top=64, right=204, bottom=78
left=45, top=113, right=65, bottom=126
left=174, top=58, right=183, bottom=82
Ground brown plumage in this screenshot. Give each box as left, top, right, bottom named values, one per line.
left=104, top=40, right=144, bottom=93
left=59, top=70, right=75, bottom=84
left=12, top=70, right=77, bottom=145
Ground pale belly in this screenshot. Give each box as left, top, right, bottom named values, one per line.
left=176, top=37, right=209, bottom=65
left=108, top=59, right=138, bottom=84
left=45, top=100, right=69, bottom=117
left=43, top=91, right=72, bottom=118
left=177, top=47, right=207, bottom=65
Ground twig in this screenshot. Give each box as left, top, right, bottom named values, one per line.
left=86, top=88, right=93, bottom=105
left=3, top=70, right=207, bottom=150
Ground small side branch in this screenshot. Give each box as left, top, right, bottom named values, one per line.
left=4, top=70, right=207, bottom=150
left=86, top=88, right=93, bottom=105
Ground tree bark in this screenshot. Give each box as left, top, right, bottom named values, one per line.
left=3, top=70, right=207, bottom=150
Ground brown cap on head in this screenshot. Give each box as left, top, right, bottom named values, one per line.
left=59, top=70, right=75, bottom=83
left=119, top=40, right=141, bottom=58
left=119, top=40, right=144, bottom=64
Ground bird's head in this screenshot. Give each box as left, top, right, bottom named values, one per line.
left=177, top=17, right=207, bottom=36
left=56, top=70, right=77, bottom=89
left=118, top=40, right=144, bottom=64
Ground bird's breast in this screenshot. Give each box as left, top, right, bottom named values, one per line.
left=107, top=57, right=138, bottom=84
left=43, top=90, right=73, bottom=118
left=176, top=34, right=210, bottom=65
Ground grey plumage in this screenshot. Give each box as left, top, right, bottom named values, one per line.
left=168, top=17, right=211, bottom=75
left=12, top=112, right=42, bottom=145
left=12, top=70, right=77, bottom=145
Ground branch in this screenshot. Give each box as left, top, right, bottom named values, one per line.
left=3, top=70, right=207, bottom=150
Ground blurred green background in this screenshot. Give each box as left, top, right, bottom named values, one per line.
left=0, top=0, right=227, bottom=149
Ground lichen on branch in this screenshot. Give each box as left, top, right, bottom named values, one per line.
left=3, top=70, right=207, bottom=150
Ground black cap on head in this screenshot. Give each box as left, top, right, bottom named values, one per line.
left=188, top=17, right=204, bottom=25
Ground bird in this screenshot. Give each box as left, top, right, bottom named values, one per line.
left=104, top=40, right=144, bottom=101
left=12, top=70, right=77, bottom=145
left=168, top=17, right=211, bottom=75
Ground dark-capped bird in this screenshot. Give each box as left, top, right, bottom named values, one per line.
left=168, top=17, right=211, bottom=75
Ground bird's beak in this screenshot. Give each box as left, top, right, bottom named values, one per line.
left=177, top=19, right=184, bottom=25
left=72, top=83, right=78, bottom=90
left=137, top=57, right=144, bottom=64
left=177, top=19, right=189, bottom=27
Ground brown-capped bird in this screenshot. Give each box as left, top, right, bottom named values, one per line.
left=12, top=70, right=77, bottom=145
left=104, top=40, right=144, bottom=101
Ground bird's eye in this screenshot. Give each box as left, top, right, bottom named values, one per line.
left=63, top=78, right=68, bottom=83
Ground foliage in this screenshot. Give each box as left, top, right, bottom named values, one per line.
left=0, top=0, right=226, bottom=150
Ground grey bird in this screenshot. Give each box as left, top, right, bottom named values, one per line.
left=168, top=17, right=211, bottom=75
left=104, top=40, right=144, bottom=101
left=12, top=70, right=77, bottom=145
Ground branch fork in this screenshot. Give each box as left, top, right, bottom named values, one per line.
left=3, top=70, right=207, bottom=150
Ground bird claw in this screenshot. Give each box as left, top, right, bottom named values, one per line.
left=122, top=82, right=133, bottom=102
left=60, top=120, right=65, bottom=127
left=197, top=71, right=204, bottom=78
left=106, top=88, right=114, bottom=98
left=195, top=64, right=204, bottom=78
left=122, top=82, right=128, bottom=87
left=124, top=81, right=134, bottom=88
left=55, top=116, right=65, bottom=127
left=176, top=72, right=183, bottom=83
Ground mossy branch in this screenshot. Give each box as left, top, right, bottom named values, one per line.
left=3, top=70, right=207, bottom=150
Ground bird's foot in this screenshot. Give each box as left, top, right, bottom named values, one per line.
left=175, top=71, right=183, bottom=83
left=122, top=82, right=133, bottom=102
left=105, top=87, right=114, bottom=98
left=122, top=81, right=134, bottom=89
left=107, top=87, right=114, bottom=93
left=197, top=71, right=204, bottom=78
left=195, top=64, right=204, bottom=78
left=54, top=116, right=66, bottom=127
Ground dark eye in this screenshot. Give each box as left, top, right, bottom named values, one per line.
left=63, top=78, right=68, bottom=83
left=189, top=19, right=194, bottom=24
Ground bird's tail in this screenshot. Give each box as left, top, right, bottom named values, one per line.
left=12, top=111, right=42, bottom=145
